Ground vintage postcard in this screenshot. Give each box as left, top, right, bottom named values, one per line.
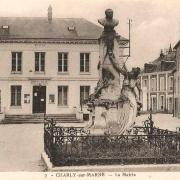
left=0, top=0, right=180, bottom=179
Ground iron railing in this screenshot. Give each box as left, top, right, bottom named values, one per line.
left=44, top=118, right=180, bottom=166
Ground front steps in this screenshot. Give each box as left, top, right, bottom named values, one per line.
left=2, top=114, right=82, bottom=124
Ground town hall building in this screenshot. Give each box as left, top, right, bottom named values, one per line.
left=0, top=7, right=127, bottom=122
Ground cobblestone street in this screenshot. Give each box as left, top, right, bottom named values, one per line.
left=0, top=113, right=180, bottom=171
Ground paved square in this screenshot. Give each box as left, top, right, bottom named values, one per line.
left=0, top=124, right=45, bottom=171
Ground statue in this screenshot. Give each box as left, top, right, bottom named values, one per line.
left=92, top=9, right=123, bottom=99
left=98, top=9, right=119, bottom=54
left=83, top=9, right=142, bottom=135
left=119, top=66, right=142, bottom=109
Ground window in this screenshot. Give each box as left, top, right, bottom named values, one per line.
left=35, top=52, right=45, bottom=72
left=68, top=26, right=75, bottom=31
left=159, top=76, right=165, bottom=91
left=11, top=86, right=21, bottom=106
left=58, top=86, right=68, bottom=106
left=80, top=53, right=90, bottom=72
left=1, top=25, right=9, bottom=35
left=143, top=79, right=147, bottom=87
left=12, top=52, right=22, bottom=72
left=2, top=25, right=9, bottom=29
left=58, top=53, right=68, bottom=72
left=150, top=78, right=157, bottom=91
left=169, top=76, right=173, bottom=91
left=80, top=86, right=90, bottom=104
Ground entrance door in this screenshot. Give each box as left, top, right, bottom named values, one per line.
left=160, top=95, right=165, bottom=111
left=152, top=97, right=157, bottom=112
left=168, top=97, right=173, bottom=113
left=151, top=96, right=157, bottom=113
left=33, top=86, right=46, bottom=113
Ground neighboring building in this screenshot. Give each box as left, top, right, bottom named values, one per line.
left=139, top=45, right=176, bottom=113
left=173, top=41, right=180, bottom=118
left=0, top=7, right=127, bottom=119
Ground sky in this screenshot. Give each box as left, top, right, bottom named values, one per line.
left=0, top=0, right=180, bottom=69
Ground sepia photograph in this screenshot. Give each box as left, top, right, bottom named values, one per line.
left=0, top=0, right=180, bottom=179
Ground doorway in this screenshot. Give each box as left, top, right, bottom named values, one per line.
left=160, top=95, right=165, bottom=111
left=168, top=97, right=173, bottom=113
left=151, top=96, right=157, bottom=113
left=33, top=86, right=46, bottom=113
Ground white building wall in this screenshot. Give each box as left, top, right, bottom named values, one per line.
left=140, top=71, right=173, bottom=113
left=0, top=42, right=100, bottom=115
left=0, top=43, right=99, bottom=78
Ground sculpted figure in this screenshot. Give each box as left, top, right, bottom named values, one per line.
left=98, top=9, right=119, bottom=54
left=84, top=9, right=142, bottom=135
left=120, top=66, right=142, bottom=114
left=91, top=9, right=122, bottom=98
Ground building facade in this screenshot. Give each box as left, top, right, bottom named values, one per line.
left=0, top=42, right=100, bottom=115
left=173, top=41, right=180, bottom=118
left=139, top=46, right=175, bottom=113
left=0, top=8, right=127, bottom=118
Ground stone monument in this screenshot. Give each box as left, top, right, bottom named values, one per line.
left=84, top=9, right=142, bottom=135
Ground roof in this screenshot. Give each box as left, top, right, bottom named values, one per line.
left=174, top=40, right=180, bottom=49
left=0, top=17, right=103, bottom=40
left=142, top=49, right=176, bottom=73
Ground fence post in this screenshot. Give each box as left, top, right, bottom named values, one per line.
left=154, top=135, right=157, bottom=164
left=43, top=114, right=46, bottom=152
left=176, top=134, right=178, bottom=163
left=50, top=118, right=54, bottom=164
left=125, top=135, right=128, bottom=165
left=43, top=114, right=48, bottom=153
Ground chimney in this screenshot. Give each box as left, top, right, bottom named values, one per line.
left=48, top=5, right=52, bottom=23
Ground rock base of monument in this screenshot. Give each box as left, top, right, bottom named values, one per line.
left=86, top=99, right=136, bottom=135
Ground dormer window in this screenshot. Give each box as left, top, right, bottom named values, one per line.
left=1, top=25, right=10, bottom=35
left=68, top=26, right=75, bottom=31
left=2, top=25, right=9, bottom=29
